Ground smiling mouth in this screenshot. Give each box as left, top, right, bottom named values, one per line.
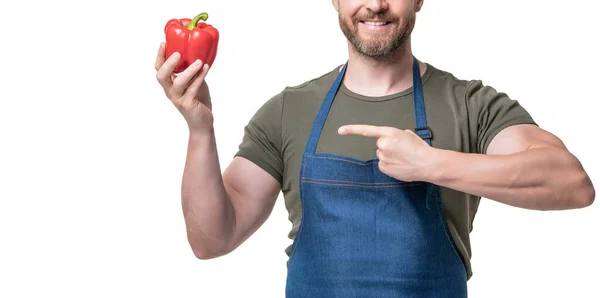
left=360, top=21, right=390, bottom=26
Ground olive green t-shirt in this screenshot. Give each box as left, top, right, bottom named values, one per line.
left=234, top=63, right=537, bottom=279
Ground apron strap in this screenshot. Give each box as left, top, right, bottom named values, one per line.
left=411, top=57, right=433, bottom=146
left=305, top=62, right=348, bottom=154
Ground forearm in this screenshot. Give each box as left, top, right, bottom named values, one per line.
left=429, top=147, right=594, bottom=210
left=181, top=128, right=235, bottom=258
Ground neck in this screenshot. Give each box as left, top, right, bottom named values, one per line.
left=342, top=39, right=427, bottom=97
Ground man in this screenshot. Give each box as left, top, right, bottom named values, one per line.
left=155, top=0, right=595, bottom=296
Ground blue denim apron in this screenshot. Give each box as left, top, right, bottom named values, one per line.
left=285, top=57, right=468, bottom=297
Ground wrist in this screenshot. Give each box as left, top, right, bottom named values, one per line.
left=423, top=147, right=452, bottom=184
left=189, top=125, right=214, bottom=138
left=188, top=127, right=215, bottom=145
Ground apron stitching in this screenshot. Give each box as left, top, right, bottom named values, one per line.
left=307, top=155, right=378, bottom=165
left=301, top=180, right=424, bottom=188
left=302, top=177, right=424, bottom=186
left=289, top=154, right=309, bottom=266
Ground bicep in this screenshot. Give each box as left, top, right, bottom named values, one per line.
left=486, top=124, right=567, bottom=155
left=222, top=156, right=281, bottom=249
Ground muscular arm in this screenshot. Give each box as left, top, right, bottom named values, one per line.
left=181, top=130, right=280, bottom=259
left=429, top=124, right=595, bottom=210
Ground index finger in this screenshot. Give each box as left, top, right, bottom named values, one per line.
left=338, top=125, right=394, bottom=138
left=155, top=42, right=166, bottom=71
left=156, top=51, right=181, bottom=90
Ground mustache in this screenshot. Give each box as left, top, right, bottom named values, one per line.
left=352, top=12, right=399, bottom=23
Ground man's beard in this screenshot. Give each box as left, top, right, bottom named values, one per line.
left=339, top=9, right=416, bottom=59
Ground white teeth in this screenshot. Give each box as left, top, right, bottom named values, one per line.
left=363, top=21, right=387, bottom=26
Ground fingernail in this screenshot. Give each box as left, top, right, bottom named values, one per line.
left=193, top=59, right=202, bottom=66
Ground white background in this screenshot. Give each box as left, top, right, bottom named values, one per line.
left=1, top=0, right=599, bottom=297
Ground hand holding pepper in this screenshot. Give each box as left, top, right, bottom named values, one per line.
left=156, top=12, right=219, bottom=133
left=155, top=42, right=213, bottom=134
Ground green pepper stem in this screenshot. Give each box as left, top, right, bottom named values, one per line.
left=186, top=13, right=209, bottom=30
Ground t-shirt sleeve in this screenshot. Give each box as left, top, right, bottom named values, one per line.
left=234, top=91, right=285, bottom=185
left=465, top=80, right=538, bottom=154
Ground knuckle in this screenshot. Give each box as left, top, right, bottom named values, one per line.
left=156, top=71, right=170, bottom=84
left=172, top=80, right=185, bottom=91
left=376, top=149, right=384, bottom=160
left=171, top=79, right=181, bottom=89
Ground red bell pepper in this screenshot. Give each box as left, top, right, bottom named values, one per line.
left=164, top=12, right=219, bottom=73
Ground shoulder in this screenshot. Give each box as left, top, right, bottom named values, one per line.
left=280, top=66, right=340, bottom=102
left=249, top=65, right=341, bottom=122
left=424, top=64, right=483, bottom=99
left=424, top=64, right=515, bottom=111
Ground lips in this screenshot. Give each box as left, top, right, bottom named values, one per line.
left=361, top=21, right=388, bottom=26
left=360, top=21, right=390, bottom=26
